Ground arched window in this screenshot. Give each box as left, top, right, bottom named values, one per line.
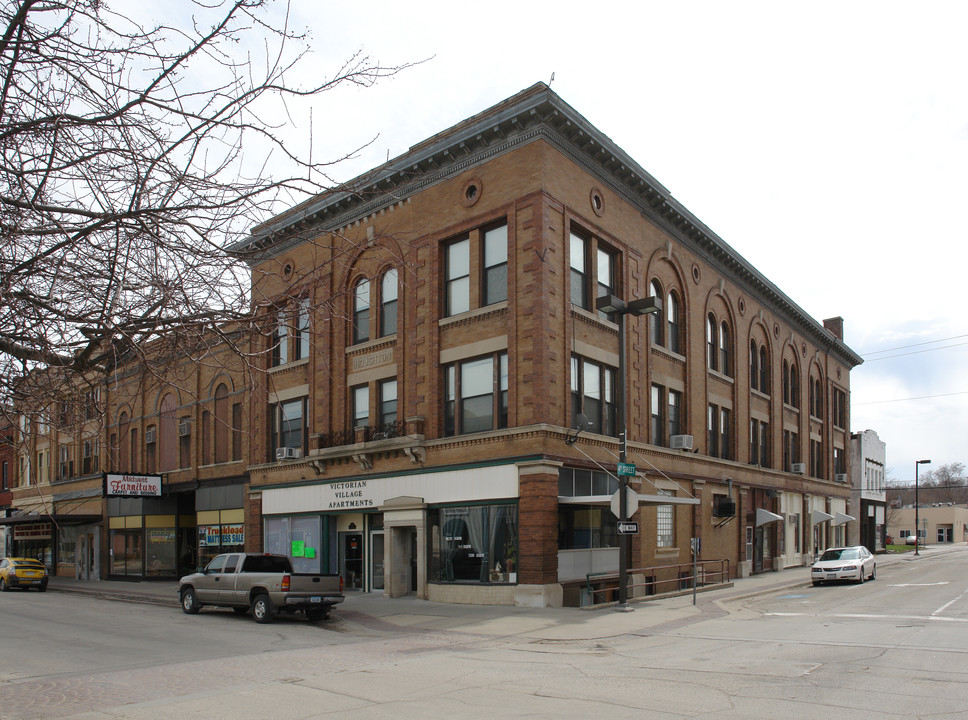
left=813, top=377, right=823, bottom=417
left=707, top=314, right=717, bottom=370
left=650, top=280, right=663, bottom=346
left=759, top=346, right=769, bottom=394
left=790, top=362, right=800, bottom=408
left=719, top=321, right=731, bottom=377
left=118, top=411, right=130, bottom=472
left=782, top=360, right=790, bottom=404
left=352, top=278, right=370, bottom=344
left=666, top=290, right=680, bottom=353
left=214, top=383, right=229, bottom=464
left=750, top=340, right=759, bottom=390
left=380, top=269, right=398, bottom=337
left=159, top=393, right=177, bottom=472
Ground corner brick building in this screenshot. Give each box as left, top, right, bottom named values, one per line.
left=231, top=83, right=863, bottom=607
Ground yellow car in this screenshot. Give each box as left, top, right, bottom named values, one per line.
left=0, top=557, right=49, bottom=592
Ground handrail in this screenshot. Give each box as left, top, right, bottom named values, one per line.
left=584, top=558, right=730, bottom=605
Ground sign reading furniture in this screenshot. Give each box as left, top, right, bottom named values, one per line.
left=103, top=473, right=163, bottom=498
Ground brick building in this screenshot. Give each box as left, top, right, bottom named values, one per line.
left=230, top=83, right=862, bottom=606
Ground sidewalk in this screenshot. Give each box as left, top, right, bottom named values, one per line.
left=45, top=546, right=958, bottom=640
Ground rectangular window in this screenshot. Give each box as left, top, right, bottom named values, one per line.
left=445, top=238, right=470, bottom=316
left=59, top=445, right=73, bottom=480
left=380, top=269, right=398, bottom=337
left=1, top=460, right=7, bottom=490
left=810, top=439, right=824, bottom=478
left=571, top=356, right=616, bottom=436
left=596, top=247, right=615, bottom=318
left=443, top=352, right=508, bottom=436
left=483, top=224, right=508, bottom=306
left=352, top=385, right=369, bottom=428
left=82, top=438, right=99, bottom=475
left=569, top=233, right=588, bottom=308
left=657, top=489, right=674, bottom=548
left=271, top=310, right=288, bottom=366
left=668, top=390, right=682, bottom=441
left=430, top=504, right=518, bottom=584
left=708, top=405, right=718, bottom=457
left=379, top=379, right=397, bottom=427
left=293, top=298, right=310, bottom=361
left=557, top=505, right=618, bottom=550
left=353, top=280, right=370, bottom=344
left=651, top=384, right=664, bottom=446
left=270, top=398, right=305, bottom=457
left=720, top=407, right=731, bottom=460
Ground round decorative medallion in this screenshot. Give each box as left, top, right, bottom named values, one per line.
left=590, top=188, right=605, bottom=217
left=692, top=264, right=701, bottom=284
left=461, top=176, right=483, bottom=207
left=801, top=342, right=807, bottom=356
left=773, top=323, right=780, bottom=337
left=282, top=262, right=294, bottom=279
left=738, top=297, right=746, bottom=316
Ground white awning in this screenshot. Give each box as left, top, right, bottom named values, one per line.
left=756, top=508, right=783, bottom=527
left=833, top=512, right=856, bottom=526
left=812, top=509, right=835, bottom=525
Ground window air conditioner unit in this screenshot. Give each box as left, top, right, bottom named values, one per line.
left=671, top=434, right=694, bottom=450
left=791, top=463, right=806, bottom=474
left=144, top=427, right=156, bottom=444
left=835, top=473, right=848, bottom=483
left=178, top=419, right=191, bottom=437
left=276, top=447, right=301, bottom=461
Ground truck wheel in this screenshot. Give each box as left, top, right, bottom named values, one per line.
left=181, top=587, right=200, bottom=614
left=252, top=593, right=274, bottom=623
left=305, top=607, right=328, bottom=622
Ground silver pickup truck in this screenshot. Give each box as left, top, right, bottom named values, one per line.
left=178, top=552, right=344, bottom=623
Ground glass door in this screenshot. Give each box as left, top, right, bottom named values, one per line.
left=370, top=530, right=385, bottom=592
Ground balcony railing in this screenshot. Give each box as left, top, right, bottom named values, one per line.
left=317, top=420, right=407, bottom=449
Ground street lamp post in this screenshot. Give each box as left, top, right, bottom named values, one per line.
left=914, top=459, right=931, bottom=556
left=595, top=293, right=662, bottom=610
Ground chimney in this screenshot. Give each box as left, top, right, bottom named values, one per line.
left=823, top=317, right=844, bottom=340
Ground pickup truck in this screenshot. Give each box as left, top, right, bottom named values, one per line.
left=178, top=552, right=344, bottom=623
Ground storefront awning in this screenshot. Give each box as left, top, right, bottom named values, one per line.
left=833, top=512, right=855, bottom=526
left=756, top=508, right=783, bottom=527
left=811, top=509, right=835, bottom=525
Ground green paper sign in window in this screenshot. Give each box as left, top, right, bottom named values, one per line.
left=291, top=540, right=305, bottom=557
left=305, top=547, right=316, bottom=559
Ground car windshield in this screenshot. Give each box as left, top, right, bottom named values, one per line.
left=819, top=549, right=858, bottom=561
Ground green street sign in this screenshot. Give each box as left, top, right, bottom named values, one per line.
left=617, top=462, right=636, bottom=477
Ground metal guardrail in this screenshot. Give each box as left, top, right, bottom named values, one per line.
left=584, top=558, right=730, bottom=605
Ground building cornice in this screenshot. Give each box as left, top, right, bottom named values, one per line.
left=231, top=82, right=861, bottom=367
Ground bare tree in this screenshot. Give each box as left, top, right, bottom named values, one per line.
left=0, top=0, right=411, bottom=406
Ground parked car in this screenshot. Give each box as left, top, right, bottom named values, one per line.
left=905, top=535, right=918, bottom=545
left=811, top=546, right=876, bottom=586
left=178, top=552, right=343, bottom=623
left=0, top=557, right=49, bottom=591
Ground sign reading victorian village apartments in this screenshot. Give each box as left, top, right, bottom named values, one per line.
left=103, top=473, right=163, bottom=498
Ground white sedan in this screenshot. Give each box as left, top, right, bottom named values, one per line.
left=811, top=546, right=876, bottom=586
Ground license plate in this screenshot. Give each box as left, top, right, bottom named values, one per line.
left=310, top=596, right=321, bottom=603
left=827, top=574, right=838, bottom=579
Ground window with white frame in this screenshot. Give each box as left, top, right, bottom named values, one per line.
left=571, top=356, right=616, bottom=436
left=657, top=489, right=674, bottom=547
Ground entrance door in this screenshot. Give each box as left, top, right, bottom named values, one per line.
left=753, top=527, right=764, bottom=573
left=370, top=531, right=385, bottom=592
left=340, top=532, right=363, bottom=591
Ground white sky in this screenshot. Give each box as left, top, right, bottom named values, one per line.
left=264, top=1, right=968, bottom=483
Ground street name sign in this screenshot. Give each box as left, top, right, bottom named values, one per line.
left=617, top=462, right=636, bottom=476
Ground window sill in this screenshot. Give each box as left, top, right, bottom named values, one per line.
left=269, top=357, right=309, bottom=374
left=439, top=301, right=508, bottom=327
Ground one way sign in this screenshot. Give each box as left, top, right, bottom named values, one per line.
left=617, top=522, right=639, bottom=534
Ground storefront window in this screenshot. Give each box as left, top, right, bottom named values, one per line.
left=558, top=506, right=618, bottom=550
left=264, top=516, right=323, bottom=573
left=58, top=526, right=79, bottom=565
left=109, top=529, right=143, bottom=576
left=198, top=523, right=245, bottom=566
left=430, top=504, right=518, bottom=583
left=146, top=527, right=177, bottom=576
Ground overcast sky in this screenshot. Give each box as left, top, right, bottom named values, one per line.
left=264, top=1, right=967, bottom=483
